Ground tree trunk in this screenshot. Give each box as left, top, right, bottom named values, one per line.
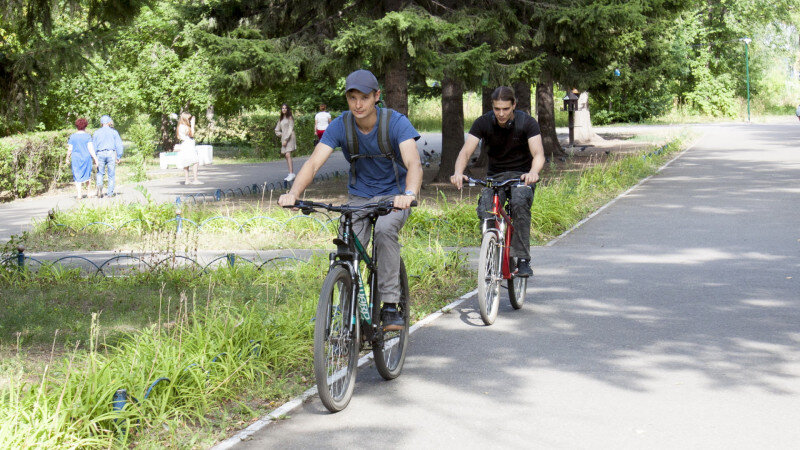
left=481, top=85, right=492, bottom=114
left=434, top=76, right=464, bottom=182
left=384, top=56, right=408, bottom=115
left=159, top=113, right=177, bottom=152
left=513, top=81, right=531, bottom=114
left=382, top=0, right=408, bottom=115
left=574, top=91, right=603, bottom=144
left=473, top=86, right=493, bottom=171
left=535, top=71, right=565, bottom=159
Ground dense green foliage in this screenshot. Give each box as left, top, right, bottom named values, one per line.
left=2, top=0, right=799, bottom=138
left=0, top=131, right=72, bottom=200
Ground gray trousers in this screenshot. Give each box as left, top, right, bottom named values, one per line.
left=342, top=194, right=410, bottom=304
left=476, top=171, right=534, bottom=259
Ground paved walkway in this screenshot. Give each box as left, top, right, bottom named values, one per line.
left=226, top=122, right=800, bottom=448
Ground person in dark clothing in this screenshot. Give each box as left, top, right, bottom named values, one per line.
left=450, top=86, right=545, bottom=277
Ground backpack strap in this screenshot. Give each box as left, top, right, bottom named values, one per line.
left=344, top=107, right=405, bottom=194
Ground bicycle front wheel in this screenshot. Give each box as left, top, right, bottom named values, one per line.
left=314, top=266, right=360, bottom=413
left=477, top=232, right=501, bottom=325
left=508, top=257, right=527, bottom=310
left=373, top=258, right=410, bottom=380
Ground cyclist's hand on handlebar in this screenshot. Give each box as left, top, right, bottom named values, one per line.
left=392, top=194, right=416, bottom=210
left=450, top=173, right=469, bottom=190
left=520, top=172, right=540, bottom=186
left=278, top=192, right=298, bottom=207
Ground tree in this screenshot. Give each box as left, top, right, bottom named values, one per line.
left=0, top=0, right=148, bottom=135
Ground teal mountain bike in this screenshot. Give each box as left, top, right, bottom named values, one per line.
left=288, top=200, right=415, bottom=412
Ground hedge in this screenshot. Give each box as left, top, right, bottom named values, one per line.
left=0, top=130, right=73, bottom=201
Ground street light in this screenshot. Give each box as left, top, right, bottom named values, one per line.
left=740, top=37, right=752, bottom=123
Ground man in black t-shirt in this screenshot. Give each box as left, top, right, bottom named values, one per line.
left=450, top=86, right=546, bottom=277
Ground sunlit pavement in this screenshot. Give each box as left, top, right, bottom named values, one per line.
left=231, top=122, right=800, bottom=448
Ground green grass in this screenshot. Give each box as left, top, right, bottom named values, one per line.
left=0, top=244, right=473, bottom=447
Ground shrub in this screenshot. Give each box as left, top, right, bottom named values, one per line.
left=0, top=130, right=73, bottom=200
left=126, top=116, right=158, bottom=182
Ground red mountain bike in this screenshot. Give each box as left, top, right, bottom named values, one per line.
left=468, top=177, right=528, bottom=325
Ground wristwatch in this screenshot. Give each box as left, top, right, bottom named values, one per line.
left=404, top=190, right=416, bottom=198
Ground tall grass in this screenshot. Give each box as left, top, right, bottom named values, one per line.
left=0, top=245, right=472, bottom=447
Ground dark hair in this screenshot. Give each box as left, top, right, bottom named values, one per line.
left=491, top=86, right=516, bottom=104
left=75, top=118, right=88, bottom=130
left=279, top=103, right=293, bottom=120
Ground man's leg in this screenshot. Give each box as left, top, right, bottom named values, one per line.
left=107, top=157, right=116, bottom=196
left=476, top=187, right=494, bottom=232
left=508, top=184, right=534, bottom=277
left=96, top=155, right=107, bottom=197
left=373, top=207, right=410, bottom=304
left=508, top=184, right=533, bottom=258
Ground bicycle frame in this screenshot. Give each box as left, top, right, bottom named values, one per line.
left=487, top=193, right=515, bottom=280
left=329, top=211, right=380, bottom=341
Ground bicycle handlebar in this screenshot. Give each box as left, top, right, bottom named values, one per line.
left=284, top=200, right=417, bottom=216
left=466, top=177, right=526, bottom=188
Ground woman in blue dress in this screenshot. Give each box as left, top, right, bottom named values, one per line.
left=66, top=117, right=98, bottom=199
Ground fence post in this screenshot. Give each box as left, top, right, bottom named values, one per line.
left=226, top=253, right=235, bottom=267
left=175, top=208, right=183, bottom=234
left=16, top=245, right=24, bottom=269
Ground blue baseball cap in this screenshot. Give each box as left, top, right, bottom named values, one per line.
left=100, top=115, right=112, bottom=124
left=345, top=69, right=380, bottom=94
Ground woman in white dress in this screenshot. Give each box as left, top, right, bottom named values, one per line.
left=177, top=112, right=201, bottom=184
left=274, top=103, right=296, bottom=181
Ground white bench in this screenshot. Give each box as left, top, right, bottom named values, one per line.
left=159, top=145, right=213, bottom=169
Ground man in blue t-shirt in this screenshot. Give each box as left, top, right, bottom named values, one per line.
left=278, top=69, right=422, bottom=330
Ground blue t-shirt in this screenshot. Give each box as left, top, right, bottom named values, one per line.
left=321, top=107, right=420, bottom=198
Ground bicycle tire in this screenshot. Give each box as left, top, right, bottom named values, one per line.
left=314, top=266, right=360, bottom=412
left=508, top=257, right=527, bottom=310
left=477, top=232, right=501, bottom=325
left=373, top=258, right=410, bottom=380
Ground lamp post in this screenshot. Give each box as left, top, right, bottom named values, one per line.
left=740, top=37, right=751, bottom=123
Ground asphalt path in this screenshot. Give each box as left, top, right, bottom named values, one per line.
left=230, top=122, right=800, bottom=448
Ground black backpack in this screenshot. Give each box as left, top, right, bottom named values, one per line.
left=342, top=107, right=406, bottom=194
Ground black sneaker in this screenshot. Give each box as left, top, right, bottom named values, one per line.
left=516, top=259, right=533, bottom=278
left=381, top=304, right=404, bottom=331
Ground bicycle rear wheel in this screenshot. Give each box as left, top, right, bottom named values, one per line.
left=373, top=258, right=410, bottom=380
left=314, top=266, right=360, bottom=412
left=477, top=232, right=501, bottom=325
left=508, top=257, right=527, bottom=310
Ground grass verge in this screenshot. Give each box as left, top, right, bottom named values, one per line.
left=0, top=245, right=473, bottom=448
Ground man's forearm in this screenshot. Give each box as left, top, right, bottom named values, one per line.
left=405, top=165, right=422, bottom=195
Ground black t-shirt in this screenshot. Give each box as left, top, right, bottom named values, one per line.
left=468, top=111, right=541, bottom=175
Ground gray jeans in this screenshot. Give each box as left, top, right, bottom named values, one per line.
left=341, top=194, right=410, bottom=304
left=476, top=171, right=535, bottom=259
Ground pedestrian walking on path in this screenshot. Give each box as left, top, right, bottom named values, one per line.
left=275, top=103, right=297, bottom=182
left=66, top=117, right=98, bottom=199
left=92, top=114, right=123, bottom=198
